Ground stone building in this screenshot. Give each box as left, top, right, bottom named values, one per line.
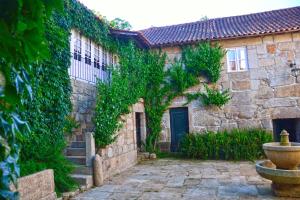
left=65, top=29, right=147, bottom=186
left=137, top=6, right=300, bottom=152
left=66, top=2, right=300, bottom=187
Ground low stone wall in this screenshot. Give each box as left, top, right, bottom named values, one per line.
left=97, top=100, right=146, bottom=180
left=17, top=169, right=56, bottom=200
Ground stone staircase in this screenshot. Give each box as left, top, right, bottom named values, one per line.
left=65, top=134, right=93, bottom=189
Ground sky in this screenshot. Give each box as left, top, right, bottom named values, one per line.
left=79, top=0, right=300, bottom=30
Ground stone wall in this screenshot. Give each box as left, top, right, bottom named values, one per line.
left=70, top=79, right=96, bottom=141
left=97, top=99, right=146, bottom=180
left=15, top=169, right=56, bottom=200
left=69, top=77, right=146, bottom=180
left=159, top=32, right=300, bottom=147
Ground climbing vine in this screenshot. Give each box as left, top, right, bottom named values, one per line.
left=18, top=0, right=116, bottom=194
left=185, top=85, right=230, bottom=107
left=182, top=42, right=224, bottom=83
left=144, top=42, right=228, bottom=151
left=94, top=42, right=229, bottom=152
left=1, top=0, right=230, bottom=197
left=94, top=43, right=149, bottom=147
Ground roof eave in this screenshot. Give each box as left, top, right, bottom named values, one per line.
left=148, top=29, right=300, bottom=48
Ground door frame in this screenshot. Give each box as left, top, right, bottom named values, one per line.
left=169, top=107, right=189, bottom=152
left=135, top=112, right=142, bottom=150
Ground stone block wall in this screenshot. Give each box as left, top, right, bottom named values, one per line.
left=159, top=32, right=300, bottom=146
left=97, top=99, right=146, bottom=180
left=69, top=77, right=146, bottom=179
left=69, top=79, right=97, bottom=141
left=69, top=75, right=146, bottom=179
left=15, top=169, right=56, bottom=200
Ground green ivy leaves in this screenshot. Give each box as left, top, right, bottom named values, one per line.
left=94, top=42, right=229, bottom=153
left=185, top=84, right=230, bottom=108
left=200, top=85, right=230, bottom=107
left=182, top=42, right=225, bottom=83
left=94, top=43, right=155, bottom=148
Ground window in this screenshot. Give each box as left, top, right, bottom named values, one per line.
left=226, top=47, right=248, bottom=72
left=94, top=46, right=100, bottom=69
left=102, top=50, right=107, bottom=70
left=74, top=33, right=81, bottom=61
left=85, top=39, right=91, bottom=65
left=109, top=53, right=113, bottom=66
left=70, top=29, right=114, bottom=84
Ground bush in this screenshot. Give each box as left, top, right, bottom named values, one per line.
left=180, top=128, right=273, bottom=161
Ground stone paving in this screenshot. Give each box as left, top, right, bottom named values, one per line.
left=73, top=159, right=298, bottom=200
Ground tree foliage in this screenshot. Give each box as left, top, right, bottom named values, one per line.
left=0, top=0, right=63, bottom=198
left=110, top=18, right=132, bottom=30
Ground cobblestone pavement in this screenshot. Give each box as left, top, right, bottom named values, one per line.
left=73, top=159, right=297, bottom=200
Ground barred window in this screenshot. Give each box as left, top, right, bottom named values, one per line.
left=102, top=49, right=107, bottom=70
left=74, top=33, right=81, bottom=61
left=85, top=39, right=91, bottom=65
left=94, top=46, right=100, bottom=69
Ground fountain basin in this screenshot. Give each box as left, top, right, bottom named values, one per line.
left=263, top=142, right=300, bottom=170
left=256, top=160, right=300, bottom=184
left=256, top=160, right=300, bottom=197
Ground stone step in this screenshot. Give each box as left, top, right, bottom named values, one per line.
left=73, top=165, right=93, bottom=175
left=71, top=141, right=86, bottom=148
left=67, top=156, right=86, bottom=165
left=71, top=174, right=93, bottom=189
left=66, top=148, right=85, bottom=156
left=76, top=134, right=84, bottom=142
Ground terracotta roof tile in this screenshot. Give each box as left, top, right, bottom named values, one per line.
left=139, top=6, right=300, bottom=47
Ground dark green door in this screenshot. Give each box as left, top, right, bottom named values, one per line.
left=170, top=107, right=189, bottom=152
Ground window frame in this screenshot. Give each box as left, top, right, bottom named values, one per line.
left=85, top=38, right=92, bottom=65
left=73, top=33, right=81, bottom=61
left=94, top=45, right=101, bottom=69
left=226, top=47, right=248, bottom=73
left=102, top=50, right=107, bottom=70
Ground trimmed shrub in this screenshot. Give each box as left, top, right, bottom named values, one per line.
left=180, top=128, right=273, bottom=161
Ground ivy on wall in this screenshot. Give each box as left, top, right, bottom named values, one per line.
left=94, top=44, right=163, bottom=147
left=185, top=85, right=230, bottom=108
left=1, top=0, right=230, bottom=197
left=94, top=41, right=229, bottom=152
left=144, top=42, right=228, bottom=151
left=19, top=0, right=118, bottom=194
left=182, top=43, right=225, bottom=83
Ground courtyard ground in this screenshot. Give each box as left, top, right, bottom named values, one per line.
left=73, top=159, right=297, bottom=200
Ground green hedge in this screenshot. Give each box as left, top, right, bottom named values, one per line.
left=180, top=128, right=273, bottom=161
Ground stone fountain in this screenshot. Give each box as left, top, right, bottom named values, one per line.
left=256, top=130, right=300, bottom=197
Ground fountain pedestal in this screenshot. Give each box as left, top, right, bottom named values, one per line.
left=272, top=183, right=300, bottom=197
